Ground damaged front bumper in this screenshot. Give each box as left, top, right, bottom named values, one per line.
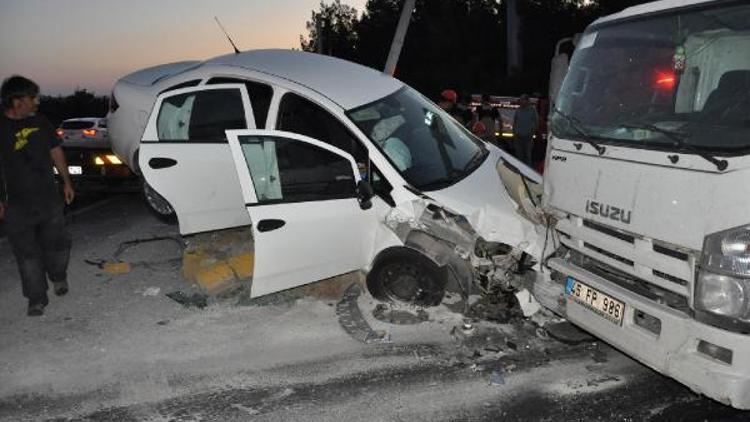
left=541, top=257, right=750, bottom=410
left=383, top=194, right=539, bottom=303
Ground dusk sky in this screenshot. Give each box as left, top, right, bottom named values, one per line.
left=0, top=0, right=367, bottom=96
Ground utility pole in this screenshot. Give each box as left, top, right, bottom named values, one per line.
left=384, top=0, right=417, bottom=75
left=316, top=19, right=325, bottom=54
left=506, top=0, right=521, bottom=76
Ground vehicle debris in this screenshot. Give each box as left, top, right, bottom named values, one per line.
left=372, top=304, right=429, bottom=325
left=336, top=283, right=390, bottom=344
left=166, top=291, right=208, bottom=309
left=514, top=289, right=541, bottom=317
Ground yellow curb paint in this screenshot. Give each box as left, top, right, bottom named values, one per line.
left=227, top=252, right=254, bottom=280
left=195, top=261, right=236, bottom=295
left=182, top=250, right=210, bottom=282
left=103, top=262, right=131, bottom=275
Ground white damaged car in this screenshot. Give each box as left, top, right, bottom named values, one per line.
left=107, top=49, right=545, bottom=301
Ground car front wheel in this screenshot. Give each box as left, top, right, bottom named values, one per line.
left=366, top=248, right=447, bottom=307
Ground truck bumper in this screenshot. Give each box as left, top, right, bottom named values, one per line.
left=543, top=257, right=750, bottom=410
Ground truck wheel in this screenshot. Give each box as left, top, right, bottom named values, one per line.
left=366, top=248, right=447, bottom=307
left=142, top=180, right=177, bottom=224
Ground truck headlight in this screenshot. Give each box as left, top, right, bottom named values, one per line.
left=696, top=225, right=750, bottom=328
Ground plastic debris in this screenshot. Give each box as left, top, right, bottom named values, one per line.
left=490, top=370, right=506, bottom=386
left=142, top=287, right=161, bottom=297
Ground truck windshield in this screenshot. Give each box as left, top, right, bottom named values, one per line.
left=347, top=87, right=487, bottom=191
left=552, top=2, right=750, bottom=154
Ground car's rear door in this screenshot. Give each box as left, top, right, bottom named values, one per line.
left=139, top=84, right=255, bottom=234
left=226, top=129, right=378, bottom=298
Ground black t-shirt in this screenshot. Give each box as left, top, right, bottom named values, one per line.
left=0, top=113, right=62, bottom=210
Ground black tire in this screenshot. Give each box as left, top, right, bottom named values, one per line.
left=366, top=248, right=447, bottom=307
left=141, top=180, right=177, bottom=224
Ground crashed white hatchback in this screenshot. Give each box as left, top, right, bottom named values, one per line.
left=108, top=49, right=544, bottom=300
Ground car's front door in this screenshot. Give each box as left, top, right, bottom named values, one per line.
left=226, top=129, right=378, bottom=298
left=140, top=84, right=255, bottom=234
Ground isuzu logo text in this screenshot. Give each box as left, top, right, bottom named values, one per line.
left=585, top=200, right=632, bottom=224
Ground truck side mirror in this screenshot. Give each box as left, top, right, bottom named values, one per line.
left=357, top=180, right=374, bottom=210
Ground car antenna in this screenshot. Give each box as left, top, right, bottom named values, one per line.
left=214, top=17, right=240, bottom=54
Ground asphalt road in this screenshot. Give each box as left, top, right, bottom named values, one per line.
left=0, top=194, right=748, bottom=422
left=0, top=192, right=116, bottom=239
left=40, top=343, right=748, bottom=422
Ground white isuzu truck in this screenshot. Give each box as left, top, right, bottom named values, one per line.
left=537, top=0, right=750, bottom=409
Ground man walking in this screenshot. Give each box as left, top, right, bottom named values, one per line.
left=0, top=75, right=75, bottom=316
left=512, top=94, right=539, bottom=166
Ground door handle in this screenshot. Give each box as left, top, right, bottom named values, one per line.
left=149, top=157, right=178, bottom=169
left=256, top=219, right=286, bottom=232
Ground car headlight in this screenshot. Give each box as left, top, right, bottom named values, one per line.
left=696, top=225, right=750, bottom=329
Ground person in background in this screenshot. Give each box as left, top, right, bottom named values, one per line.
left=512, top=94, right=539, bottom=166
left=438, top=89, right=465, bottom=126
left=478, top=95, right=498, bottom=145
left=0, top=75, right=75, bottom=317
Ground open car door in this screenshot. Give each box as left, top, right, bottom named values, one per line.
left=140, top=84, right=255, bottom=234
left=226, top=129, right=379, bottom=298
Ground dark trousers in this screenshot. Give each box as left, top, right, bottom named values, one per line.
left=5, top=205, right=71, bottom=305
left=514, top=135, right=534, bottom=166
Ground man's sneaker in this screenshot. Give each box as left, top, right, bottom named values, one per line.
left=53, top=281, right=69, bottom=296
left=27, top=303, right=46, bottom=317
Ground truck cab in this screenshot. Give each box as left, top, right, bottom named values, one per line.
left=539, top=0, right=750, bottom=409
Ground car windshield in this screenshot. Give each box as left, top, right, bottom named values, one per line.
left=347, top=87, right=487, bottom=191
left=552, top=1, right=750, bottom=153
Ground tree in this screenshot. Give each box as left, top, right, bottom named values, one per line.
left=39, top=89, right=108, bottom=127
left=300, top=0, right=360, bottom=61
left=302, top=0, right=656, bottom=100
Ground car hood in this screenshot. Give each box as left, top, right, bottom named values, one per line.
left=427, top=147, right=543, bottom=254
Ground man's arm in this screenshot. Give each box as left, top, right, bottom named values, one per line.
left=50, top=146, right=75, bottom=204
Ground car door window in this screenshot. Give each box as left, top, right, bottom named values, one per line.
left=237, top=135, right=356, bottom=204
left=276, top=93, right=367, bottom=163
left=207, top=77, right=273, bottom=129
left=156, top=88, right=246, bottom=142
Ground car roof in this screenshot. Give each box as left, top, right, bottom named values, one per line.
left=202, top=49, right=404, bottom=110
left=594, top=0, right=717, bottom=26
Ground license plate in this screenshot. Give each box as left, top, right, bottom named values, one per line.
left=566, top=277, right=625, bottom=325
left=68, top=166, right=83, bottom=175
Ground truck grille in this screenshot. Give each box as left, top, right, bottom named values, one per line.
left=556, top=215, right=696, bottom=311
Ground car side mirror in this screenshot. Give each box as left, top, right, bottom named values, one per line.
left=357, top=180, right=374, bottom=210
